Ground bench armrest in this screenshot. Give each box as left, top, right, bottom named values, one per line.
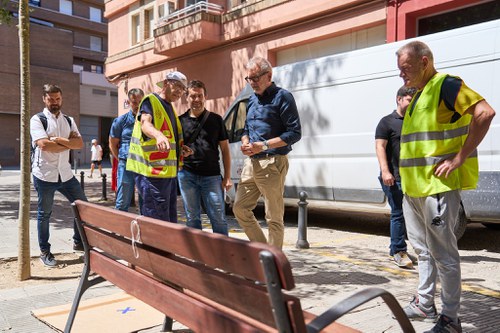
left=305, top=287, right=415, bottom=333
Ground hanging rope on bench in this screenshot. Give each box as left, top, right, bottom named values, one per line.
left=130, top=216, right=143, bottom=259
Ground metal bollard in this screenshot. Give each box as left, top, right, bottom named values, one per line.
left=101, top=173, right=107, bottom=201
left=296, top=191, right=310, bottom=249
left=80, top=171, right=85, bottom=190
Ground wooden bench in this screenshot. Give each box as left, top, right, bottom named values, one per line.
left=65, top=200, right=415, bottom=333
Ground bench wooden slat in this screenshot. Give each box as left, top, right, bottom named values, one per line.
left=89, top=251, right=276, bottom=333
left=84, top=225, right=288, bottom=327
left=76, top=201, right=295, bottom=289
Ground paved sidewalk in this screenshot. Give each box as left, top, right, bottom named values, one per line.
left=1, top=168, right=499, bottom=332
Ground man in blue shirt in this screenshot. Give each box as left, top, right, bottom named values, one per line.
left=109, top=88, right=144, bottom=211
left=233, top=56, right=302, bottom=249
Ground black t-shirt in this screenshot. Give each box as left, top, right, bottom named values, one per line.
left=375, top=110, right=403, bottom=181
left=180, top=109, right=229, bottom=176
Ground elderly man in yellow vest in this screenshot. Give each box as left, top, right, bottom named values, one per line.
left=396, top=41, right=495, bottom=333
left=127, top=71, right=192, bottom=222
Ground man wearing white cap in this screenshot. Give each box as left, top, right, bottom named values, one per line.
left=126, top=71, right=192, bottom=222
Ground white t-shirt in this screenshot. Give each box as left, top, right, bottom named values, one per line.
left=30, top=108, right=80, bottom=182
left=91, top=144, right=103, bottom=161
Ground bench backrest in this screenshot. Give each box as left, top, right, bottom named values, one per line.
left=72, top=200, right=308, bottom=333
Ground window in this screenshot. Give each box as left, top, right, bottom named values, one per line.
left=59, top=0, right=72, bottom=15
left=159, top=1, right=176, bottom=18
left=186, top=0, right=205, bottom=6
left=110, top=91, right=118, bottom=97
left=131, top=13, right=140, bottom=45
left=90, top=36, right=102, bottom=52
left=225, top=100, right=249, bottom=143
left=89, top=7, right=102, bottom=23
left=90, top=64, right=103, bottom=74
left=418, top=1, right=500, bottom=36
left=92, top=89, right=106, bottom=95
left=144, top=7, right=154, bottom=40
left=73, top=64, right=84, bottom=73
left=28, top=0, right=40, bottom=6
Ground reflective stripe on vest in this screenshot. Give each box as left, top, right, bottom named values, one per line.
left=126, top=94, right=180, bottom=178
left=400, top=73, right=478, bottom=197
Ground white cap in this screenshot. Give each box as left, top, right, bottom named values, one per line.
left=156, top=71, right=188, bottom=88
left=91, top=139, right=97, bottom=144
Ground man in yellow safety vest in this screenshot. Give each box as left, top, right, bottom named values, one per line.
left=396, top=41, right=495, bottom=333
left=127, top=71, right=192, bottom=222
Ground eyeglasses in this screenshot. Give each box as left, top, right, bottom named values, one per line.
left=245, top=71, right=269, bottom=83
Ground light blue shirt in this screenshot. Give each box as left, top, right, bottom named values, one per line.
left=110, top=110, right=136, bottom=160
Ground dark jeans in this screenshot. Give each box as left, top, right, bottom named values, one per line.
left=379, top=177, right=407, bottom=256
left=33, top=175, right=87, bottom=253
left=135, top=174, right=178, bottom=223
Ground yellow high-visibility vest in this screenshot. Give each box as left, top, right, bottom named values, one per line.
left=400, top=73, right=478, bottom=197
left=126, top=93, right=183, bottom=178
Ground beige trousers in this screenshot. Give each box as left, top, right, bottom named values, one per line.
left=233, top=155, right=289, bottom=248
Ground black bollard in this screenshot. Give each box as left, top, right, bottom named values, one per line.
left=80, top=171, right=85, bottom=190
left=296, top=191, right=310, bottom=249
left=101, top=173, right=107, bottom=201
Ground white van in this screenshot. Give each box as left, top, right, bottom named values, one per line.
left=223, top=19, right=500, bottom=238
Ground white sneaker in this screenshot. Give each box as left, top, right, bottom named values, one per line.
left=392, top=251, right=413, bottom=269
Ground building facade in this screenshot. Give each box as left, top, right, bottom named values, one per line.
left=0, top=0, right=116, bottom=167
left=104, top=0, right=498, bottom=120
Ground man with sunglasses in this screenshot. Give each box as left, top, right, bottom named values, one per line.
left=127, top=71, right=191, bottom=222
left=233, top=57, right=302, bottom=249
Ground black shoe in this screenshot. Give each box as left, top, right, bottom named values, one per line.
left=40, top=252, right=57, bottom=267
left=424, top=315, right=462, bottom=333
left=73, top=242, right=84, bottom=252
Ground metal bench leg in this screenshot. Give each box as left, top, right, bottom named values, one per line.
left=63, top=261, right=105, bottom=333
left=161, top=316, right=173, bottom=332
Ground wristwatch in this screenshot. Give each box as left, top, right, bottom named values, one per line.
left=262, top=140, right=269, bottom=151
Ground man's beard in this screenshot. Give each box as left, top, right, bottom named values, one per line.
left=48, top=105, right=61, bottom=114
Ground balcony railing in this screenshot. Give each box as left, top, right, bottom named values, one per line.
left=156, top=1, right=224, bottom=28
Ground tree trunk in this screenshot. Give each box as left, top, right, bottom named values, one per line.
left=18, top=0, right=31, bottom=281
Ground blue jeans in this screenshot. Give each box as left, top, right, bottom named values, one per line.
left=178, top=170, right=228, bottom=235
left=33, top=175, right=87, bottom=253
left=379, top=177, right=407, bottom=256
left=115, top=159, right=138, bottom=211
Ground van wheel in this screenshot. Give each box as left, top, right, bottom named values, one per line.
left=482, top=222, right=500, bottom=230
left=454, top=202, right=467, bottom=240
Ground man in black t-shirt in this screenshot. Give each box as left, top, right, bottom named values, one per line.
left=375, top=86, right=416, bottom=269
left=178, top=80, right=232, bottom=235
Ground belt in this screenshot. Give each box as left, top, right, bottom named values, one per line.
left=251, top=153, right=284, bottom=159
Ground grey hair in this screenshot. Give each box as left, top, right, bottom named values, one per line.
left=128, top=88, right=144, bottom=99
left=396, top=41, right=434, bottom=62
left=246, top=56, right=272, bottom=73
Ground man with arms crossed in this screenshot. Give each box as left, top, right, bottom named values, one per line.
left=233, top=56, right=302, bottom=249
left=397, top=41, right=495, bottom=333
left=31, top=84, right=87, bottom=267
left=178, top=80, right=232, bottom=235
left=375, top=86, right=417, bottom=269
left=109, top=88, right=144, bottom=211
